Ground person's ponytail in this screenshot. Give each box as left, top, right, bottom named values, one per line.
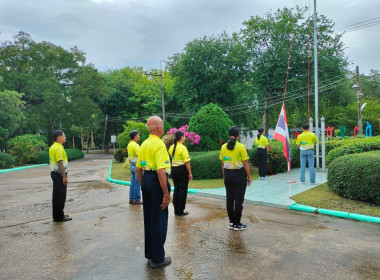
left=172, top=130, right=184, bottom=158
left=227, top=126, right=240, bottom=151
left=257, top=128, right=264, bottom=141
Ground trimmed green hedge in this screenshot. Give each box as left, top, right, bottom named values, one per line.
left=0, top=152, right=15, bottom=169
left=190, top=150, right=223, bottom=179
left=249, top=139, right=300, bottom=174
left=27, top=149, right=84, bottom=164
left=327, top=151, right=380, bottom=204
left=326, top=138, right=380, bottom=165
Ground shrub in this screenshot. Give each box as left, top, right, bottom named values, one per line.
left=65, top=149, right=85, bottom=160
left=326, top=138, right=380, bottom=165
left=27, top=149, right=84, bottom=164
left=114, top=148, right=127, bottom=163
left=0, top=152, right=15, bottom=169
left=29, top=151, right=49, bottom=164
left=249, top=139, right=300, bottom=174
left=327, top=151, right=380, bottom=204
left=117, top=121, right=149, bottom=149
left=8, top=134, right=47, bottom=165
left=188, top=103, right=233, bottom=151
left=190, top=150, right=223, bottom=179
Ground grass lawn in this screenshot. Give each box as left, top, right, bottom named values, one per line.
left=111, top=162, right=259, bottom=189
left=291, top=183, right=380, bottom=217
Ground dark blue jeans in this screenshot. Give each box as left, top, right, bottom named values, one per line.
left=141, top=172, right=171, bottom=263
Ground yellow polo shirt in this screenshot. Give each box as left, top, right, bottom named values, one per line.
left=219, top=141, right=249, bottom=170
left=296, top=131, right=317, bottom=150
left=49, top=142, right=68, bottom=172
left=127, top=141, right=140, bottom=163
left=136, top=134, right=171, bottom=173
left=168, top=143, right=190, bottom=167
left=254, top=135, right=268, bottom=149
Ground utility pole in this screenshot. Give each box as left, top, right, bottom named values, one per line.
left=144, top=62, right=165, bottom=120
left=313, top=0, right=320, bottom=169
left=355, top=66, right=363, bottom=135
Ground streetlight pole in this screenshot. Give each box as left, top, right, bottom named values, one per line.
left=353, top=66, right=363, bottom=135
left=144, top=65, right=165, bottom=121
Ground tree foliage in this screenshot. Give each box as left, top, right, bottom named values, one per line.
left=239, top=6, right=350, bottom=130
left=0, top=90, right=25, bottom=150
left=188, top=103, right=233, bottom=151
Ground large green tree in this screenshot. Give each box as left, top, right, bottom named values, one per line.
left=0, top=32, right=93, bottom=143
left=167, top=32, right=252, bottom=126
left=239, top=6, right=350, bottom=130
left=0, top=90, right=25, bottom=150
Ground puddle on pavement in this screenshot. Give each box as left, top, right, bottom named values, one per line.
left=352, top=254, right=380, bottom=279
left=227, top=231, right=247, bottom=254
left=72, top=181, right=113, bottom=192
left=261, top=218, right=330, bottom=230
left=246, top=215, right=260, bottom=224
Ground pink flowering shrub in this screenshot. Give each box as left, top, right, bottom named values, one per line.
left=166, top=125, right=200, bottom=145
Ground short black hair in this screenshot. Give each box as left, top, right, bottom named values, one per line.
left=302, top=123, right=310, bottom=130
left=52, top=130, right=64, bottom=141
left=129, top=130, right=139, bottom=139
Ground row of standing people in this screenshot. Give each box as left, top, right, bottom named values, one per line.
left=47, top=119, right=317, bottom=269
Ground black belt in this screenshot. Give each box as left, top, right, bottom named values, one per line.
left=144, top=170, right=157, bottom=173
left=172, top=165, right=186, bottom=168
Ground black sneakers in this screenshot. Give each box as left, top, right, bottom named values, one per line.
left=229, top=223, right=234, bottom=230
left=176, top=211, right=189, bottom=216
left=234, top=223, right=247, bottom=231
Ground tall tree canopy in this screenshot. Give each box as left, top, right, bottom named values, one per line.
left=239, top=6, right=350, bottom=130
left=0, top=32, right=104, bottom=144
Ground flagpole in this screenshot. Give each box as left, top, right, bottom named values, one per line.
left=313, top=0, right=320, bottom=169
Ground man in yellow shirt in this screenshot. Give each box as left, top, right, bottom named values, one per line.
left=49, top=130, right=72, bottom=222
left=127, top=130, right=142, bottom=205
left=296, top=123, right=318, bottom=184
left=136, top=116, right=171, bottom=268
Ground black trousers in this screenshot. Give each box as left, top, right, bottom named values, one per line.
left=141, top=172, right=171, bottom=264
left=224, top=168, right=247, bottom=225
left=257, top=148, right=268, bottom=177
left=51, top=171, right=67, bottom=221
left=171, top=165, right=189, bottom=214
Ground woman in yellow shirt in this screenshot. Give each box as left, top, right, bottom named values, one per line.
left=254, top=128, right=269, bottom=181
left=169, top=130, right=193, bottom=216
left=220, top=126, right=251, bottom=231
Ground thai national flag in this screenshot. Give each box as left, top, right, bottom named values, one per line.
left=273, top=103, right=291, bottom=172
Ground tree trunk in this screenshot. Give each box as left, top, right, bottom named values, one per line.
left=263, top=97, right=269, bottom=133
left=72, top=136, right=75, bottom=148
left=91, top=129, right=94, bottom=149
left=86, top=127, right=90, bottom=153
left=81, top=129, right=84, bottom=150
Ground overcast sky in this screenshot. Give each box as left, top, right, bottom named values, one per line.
left=0, top=0, right=379, bottom=74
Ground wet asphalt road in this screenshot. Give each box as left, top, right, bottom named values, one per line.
left=1, top=154, right=379, bottom=280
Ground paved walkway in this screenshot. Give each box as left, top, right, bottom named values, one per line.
left=196, top=168, right=328, bottom=209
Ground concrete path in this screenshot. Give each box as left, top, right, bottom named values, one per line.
left=197, top=168, right=328, bottom=209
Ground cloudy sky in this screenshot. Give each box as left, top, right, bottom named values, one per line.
left=0, top=0, right=379, bottom=74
